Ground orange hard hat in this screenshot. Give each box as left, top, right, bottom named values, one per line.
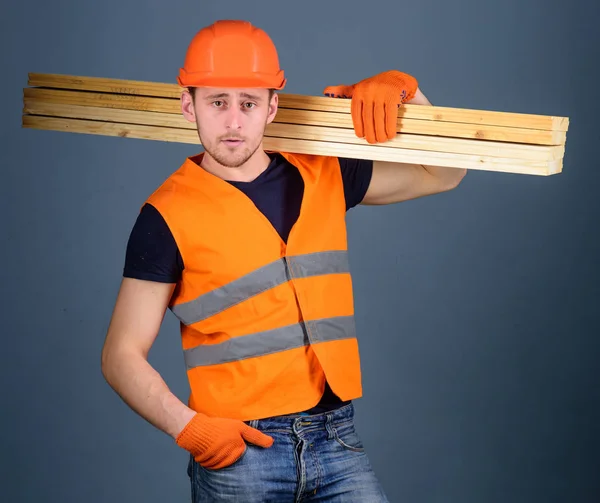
left=177, top=20, right=286, bottom=90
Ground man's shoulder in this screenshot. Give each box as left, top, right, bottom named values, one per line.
left=145, top=158, right=201, bottom=209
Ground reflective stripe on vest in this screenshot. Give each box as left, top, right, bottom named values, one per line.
left=183, top=315, right=355, bottom=369
left=171, top=250, right=350, bottom=325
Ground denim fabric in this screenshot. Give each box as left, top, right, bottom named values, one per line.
left=187, top=403, right=389, bottom=502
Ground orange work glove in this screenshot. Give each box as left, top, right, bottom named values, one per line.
left=175, top=412, right=274, bottom=469
left=323, top=70, right=418, bottom=144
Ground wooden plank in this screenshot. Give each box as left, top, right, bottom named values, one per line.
left=23, top=87, right=566, bottom=146
left=24, top=88, right=178, bottom=114
left=23, top=115, right=199, bottom=143
left=23, top=98, right=565, bottom=161
left=268, top=124, right=564, bottom=162
left=28, top=72, right=183, bottom=99
left=27, top=72, right=569, bottom=132
left=278, top=94, right=569, bottom=132
left=21, top=115, right=562, bottom=176
left=24, top=98, right=189, bottom=129
left=276, top=108, right=566, bottom=146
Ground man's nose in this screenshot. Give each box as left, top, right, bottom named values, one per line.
left=225, top=106, right=242, bottom=130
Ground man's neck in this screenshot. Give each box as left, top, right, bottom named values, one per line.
left=200, top=148, right=272, bottom=183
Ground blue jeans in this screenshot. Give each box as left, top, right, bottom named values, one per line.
left=187, top=403, right=389, bottom=502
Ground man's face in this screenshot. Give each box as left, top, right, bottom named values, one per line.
left=181, top=87, right=277, bottom=169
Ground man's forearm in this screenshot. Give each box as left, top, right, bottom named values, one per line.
left=102, top=348, right=196, bottom=439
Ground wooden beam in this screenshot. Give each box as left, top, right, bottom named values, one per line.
left=22, top=116, right=562, bottom=176
left=27, top=72, right=569, bottom=132
left=21, top=72, right=570, bottom=176
left=23, top=98, right=565, bottom=162
left=23, top=87, right=566, bottom=146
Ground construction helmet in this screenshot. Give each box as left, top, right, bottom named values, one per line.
left=177, top=20, right=286, bottom=90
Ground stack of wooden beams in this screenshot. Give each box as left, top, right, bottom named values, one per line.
left=22, top=73, right=569, bottom=176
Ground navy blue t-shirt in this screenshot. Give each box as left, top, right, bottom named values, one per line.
left=123, top=152, right=373, bottom=413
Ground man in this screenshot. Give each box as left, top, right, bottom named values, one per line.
left=101, top=19, right=466, bottom=502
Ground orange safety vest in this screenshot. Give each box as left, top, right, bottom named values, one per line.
left=145, top=151, right=363, bottom=420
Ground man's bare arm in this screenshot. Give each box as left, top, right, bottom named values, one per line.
left=361, top=88, right=467, bottom=205
left=101, top=277, right=196, bottom=439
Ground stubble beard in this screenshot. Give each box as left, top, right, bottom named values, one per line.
left=197, top=119, right=267, bottom=169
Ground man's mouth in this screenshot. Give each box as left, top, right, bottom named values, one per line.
left=222, top=138, right=244, bottom=145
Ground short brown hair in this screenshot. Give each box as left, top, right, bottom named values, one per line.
left=188, top=87, right=275, bottom=102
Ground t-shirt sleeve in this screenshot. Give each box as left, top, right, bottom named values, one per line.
left=338, top=157, right=373, bottom=210
left=122, top=203, right=183, bottom=283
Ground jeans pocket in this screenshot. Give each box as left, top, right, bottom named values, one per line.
left=333, top=423, right=365, bottom=452
left=190, top=444, right=267, bottom=502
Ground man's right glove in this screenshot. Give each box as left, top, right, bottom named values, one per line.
left=175, top=412, right=274, bottom=469
left=323, top=70, right=419, bottom=144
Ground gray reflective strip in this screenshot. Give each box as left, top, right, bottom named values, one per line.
left=172, top=258, right=290, bottom=325
left=286, top=251, right=350, bottom=279
left=183, top=315, right=356, bottom=369
left=172, top=251, right=349, bottom=326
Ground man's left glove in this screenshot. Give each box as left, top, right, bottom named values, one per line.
left=175, top=412, right=274, bottom=469
left=323, top=70, right=418, bottom=144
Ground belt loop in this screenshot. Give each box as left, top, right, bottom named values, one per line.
left=292, top=417, right=301, bottom=436
left=325, top=412, right=335, bottom=440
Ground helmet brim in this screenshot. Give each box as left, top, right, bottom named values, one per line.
left=177, top=70, right=286, bottom=90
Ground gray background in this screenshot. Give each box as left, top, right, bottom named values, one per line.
left=2, top=0, right=599, bottom=501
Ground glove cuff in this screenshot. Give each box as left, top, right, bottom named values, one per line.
left=175, top=413, right=216, bottom=456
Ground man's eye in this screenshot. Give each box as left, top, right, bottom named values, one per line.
left=213, top=101, right=224, bottom=107
left=243, top=102, right=256, bottom=109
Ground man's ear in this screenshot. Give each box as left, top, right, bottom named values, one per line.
left=266, top=92, right=278, bottom=124
left=181, top=89, right=196, bottom=123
